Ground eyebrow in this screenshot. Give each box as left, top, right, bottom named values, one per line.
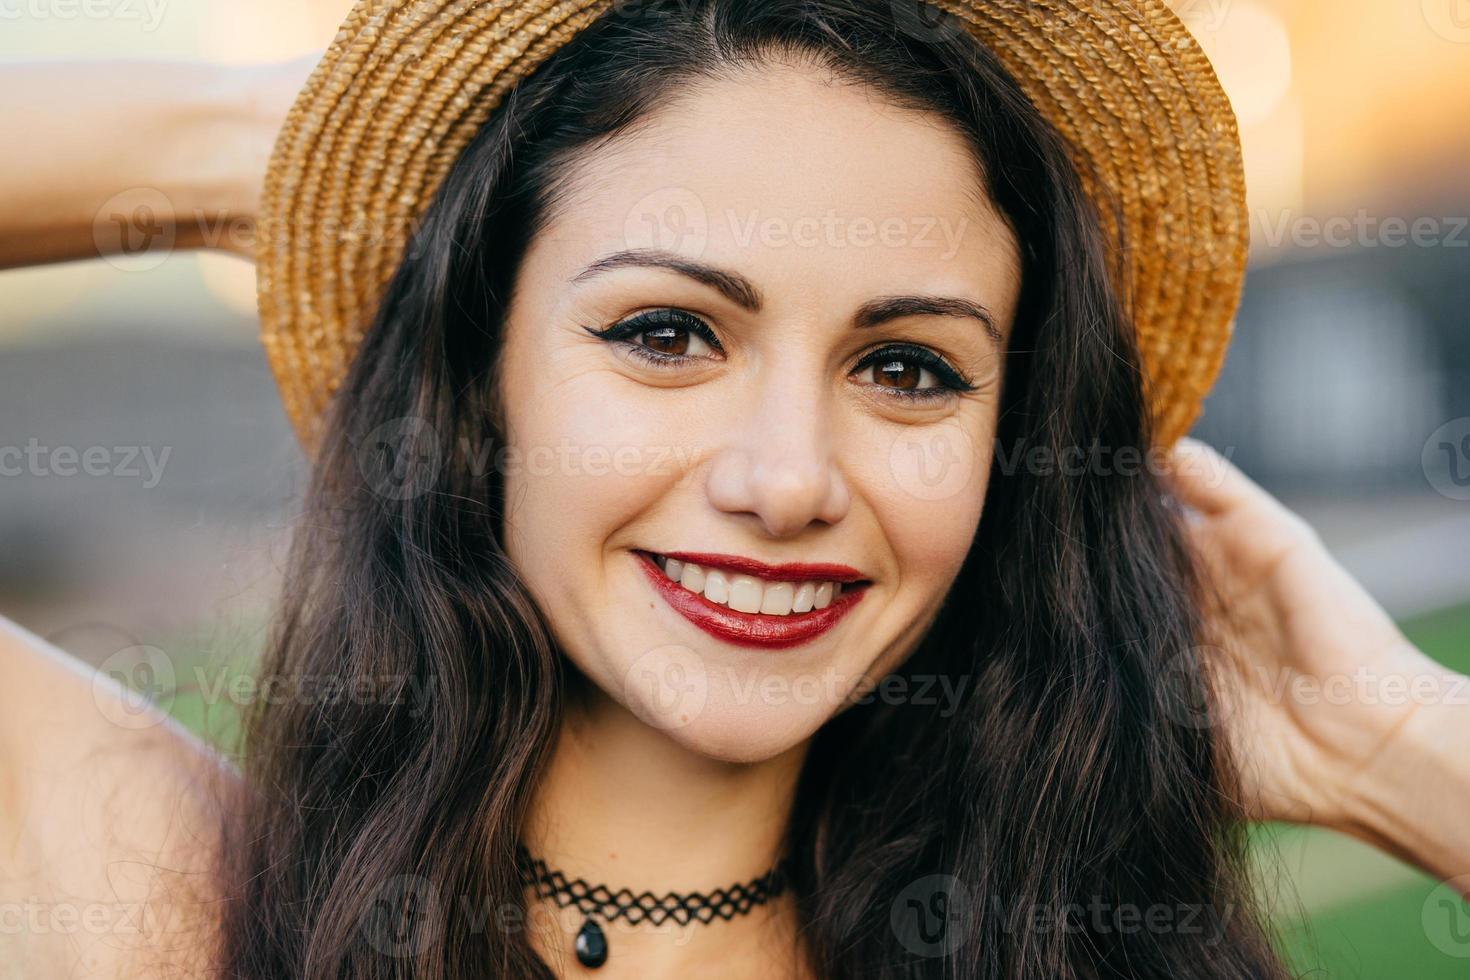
left=569, top=248, right=1003, bottom=348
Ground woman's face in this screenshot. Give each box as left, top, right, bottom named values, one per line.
left=497, top=60, right=1021, bottom=762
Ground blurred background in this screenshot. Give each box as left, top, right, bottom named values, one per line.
left=1, top=0, right=1467, bottom=975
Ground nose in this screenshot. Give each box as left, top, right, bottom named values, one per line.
left=704, top=371, right=851, bottom=538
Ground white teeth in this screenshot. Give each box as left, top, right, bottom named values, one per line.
left=728, top=574, right=763, bottom=614
left=759, top=582, right=794, bottom=615
left=792, top=582, right=815, bottom=614
left=702, top=569, right=730, bottom=605
left=651, top=554, right=854, bottom=616
left=679, top=562, right=706, bottom=594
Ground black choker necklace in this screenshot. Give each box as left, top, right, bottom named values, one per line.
left=515, top=844, right=791, bottom=969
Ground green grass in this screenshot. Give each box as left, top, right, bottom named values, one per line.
left=1277, top=874, right=1470, bottom=979
left=150, top=615, right=268, bottom=759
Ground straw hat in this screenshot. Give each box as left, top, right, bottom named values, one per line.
left=256, top=0, right=1248, bottom=456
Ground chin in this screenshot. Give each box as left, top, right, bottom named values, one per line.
left=623, top=670, right=842, bottom=764
left=656, top=712, right=828, bottom=764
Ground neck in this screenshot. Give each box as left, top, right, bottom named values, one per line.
left=521, top=676, right=811, bottom=978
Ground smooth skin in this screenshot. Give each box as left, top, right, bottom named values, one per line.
left=1, top=56, right=1468, bottom=978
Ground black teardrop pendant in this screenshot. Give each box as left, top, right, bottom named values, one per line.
left=575, top=916, right=608, bottom=969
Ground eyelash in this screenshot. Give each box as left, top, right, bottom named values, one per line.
left=584, top=308, right=726, bottom=366
left=852, top=343, right=977, bottom=402
left=583, top=308, right=978, bottom=402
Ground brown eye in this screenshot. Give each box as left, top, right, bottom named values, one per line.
left=585, top=308, right=724, bottom=367
left=870, top=357, right=924, bottom=391
left=641, top=325, right=692, bottom=356
left=850, top=343, right=975, bottom=403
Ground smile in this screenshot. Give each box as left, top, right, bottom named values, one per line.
left=633, top=549, right=871, bottom=649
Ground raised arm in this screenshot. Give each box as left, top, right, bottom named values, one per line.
left=0, top=58, right=311, bottom=269
left=0, top=613, right=238, bottom=977
left=1162, top=438, right=1470, bottom=896
left=0, top=56, right=311, bottom=976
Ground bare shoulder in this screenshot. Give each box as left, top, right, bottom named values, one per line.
left=0, top=614, right=239, bottom=978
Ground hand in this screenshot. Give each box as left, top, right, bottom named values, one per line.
left=0, top=56, right=321, bottom=271
left=1161, top=437, right=1458, bottom=831
left=212, top=53, right=321, bottom=261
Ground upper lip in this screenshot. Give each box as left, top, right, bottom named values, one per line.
left=644, top=550, right=871, bottom=584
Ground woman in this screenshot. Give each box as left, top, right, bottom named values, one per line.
left=1, top=0, right=1467, bottom=976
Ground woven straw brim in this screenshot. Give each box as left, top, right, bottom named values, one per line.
left=256, top=0, right=1248, bottom=457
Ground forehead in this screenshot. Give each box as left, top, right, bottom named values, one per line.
left=523, top=59, right=1022, bottom=327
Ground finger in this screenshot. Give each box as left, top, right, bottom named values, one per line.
left=1161, top=437, right=1271, bottom=518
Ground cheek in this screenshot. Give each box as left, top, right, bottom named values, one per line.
left=498, top=367, right=700, bottom=604
left=854, top=413, right=991, bottom=584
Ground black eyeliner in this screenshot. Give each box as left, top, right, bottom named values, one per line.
left=584, top=308, right=725, bottom=353
left=854, top=343, right=977, bottom=393
left=584, top=312, right=975, bottom=399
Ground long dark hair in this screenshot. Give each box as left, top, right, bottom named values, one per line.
left=216, top=0, right=1291, bottom=976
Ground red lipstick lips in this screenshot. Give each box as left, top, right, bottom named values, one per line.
left=657, top=551, right=867, bottom=583
left=633, top=550, right=869, bottom=650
